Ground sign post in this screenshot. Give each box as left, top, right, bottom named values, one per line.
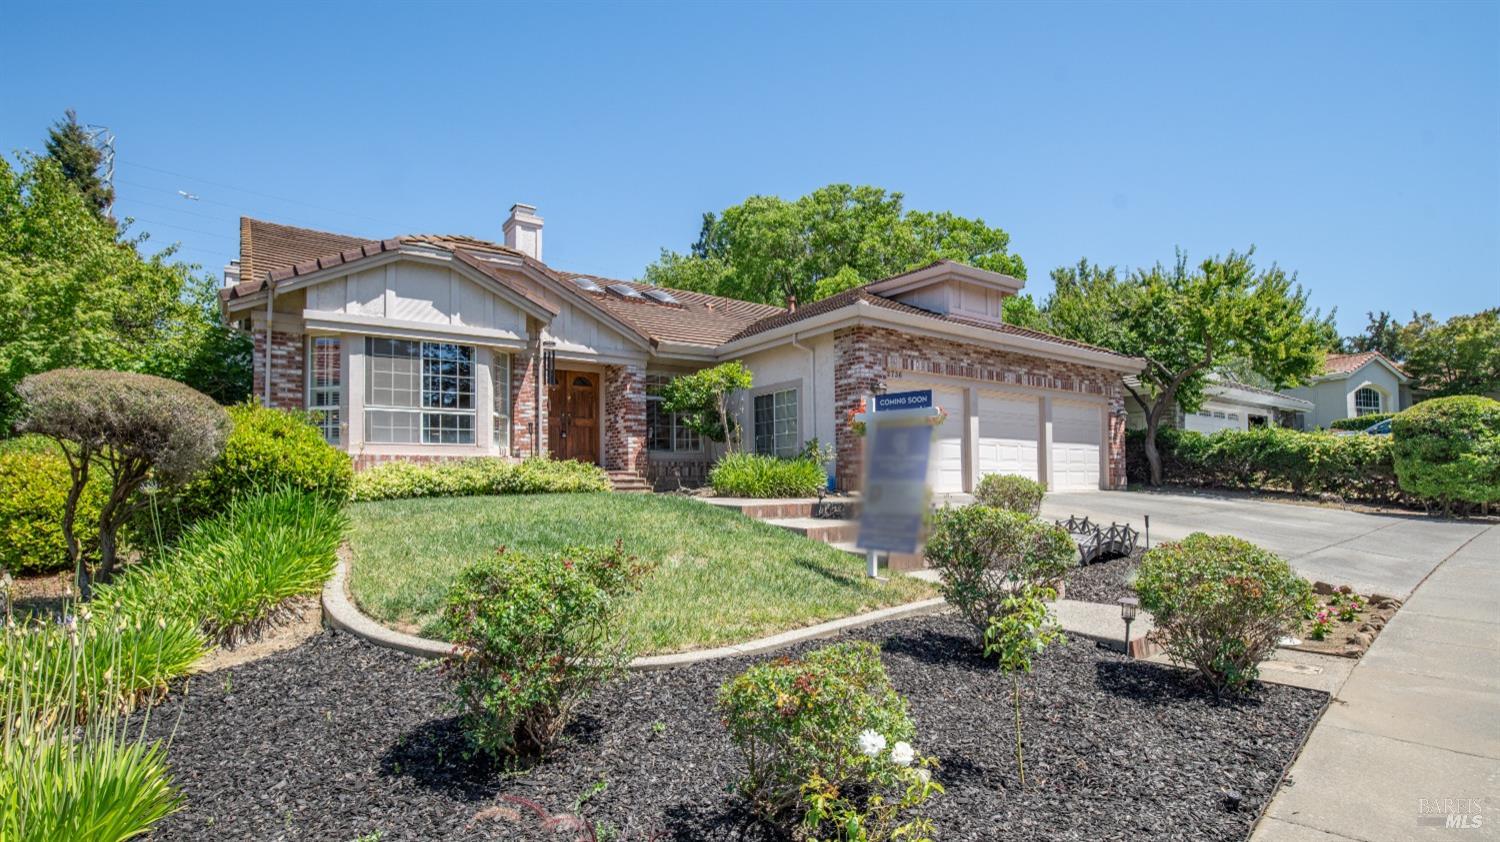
left=853, top=389, right=944, bottom=579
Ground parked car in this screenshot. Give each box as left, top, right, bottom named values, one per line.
left=1363, top=418, right=1393, bottom=436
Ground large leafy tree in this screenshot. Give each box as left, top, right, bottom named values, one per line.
left=643, top=184, right=1025, bottom=306
left=1039, top=250, right=1335, bottom=485
left=44, top=109, right=114, bottom=219
left=1339, top=310, right=1406, bottom=359
left=1398, top=309, right=1500, bottom=399
left=0, top=153, right=250, bottom=428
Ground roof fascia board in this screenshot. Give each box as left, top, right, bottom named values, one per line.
left=866, top=263, right=1024, bottom=297
left=303, top=313, right=532, bottom=347
left=1208, top=384, right=1313, bottom=410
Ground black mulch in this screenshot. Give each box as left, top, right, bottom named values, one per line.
left=1063, top=549, right=1144, bottom=606
left=143, top=614, right=1325, bottom=842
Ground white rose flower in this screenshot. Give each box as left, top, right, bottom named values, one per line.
left=890, top=741, right=915, bottom=766
left=857, top=729, right=887, bottom=757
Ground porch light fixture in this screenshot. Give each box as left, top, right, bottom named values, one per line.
left=1118, top=596, right=1139, bottom=656
left=542, top=341, right=557, bottom=386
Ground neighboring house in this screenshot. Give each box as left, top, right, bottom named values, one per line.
left=220, top=205, right=1143, bottom=492
left=1124, top=377, right=1313, bottom=434
left=1284, top=352, right=1410, bottom=429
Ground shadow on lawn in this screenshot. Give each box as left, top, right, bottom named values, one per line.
left=791, top=556, right=865, bottom=588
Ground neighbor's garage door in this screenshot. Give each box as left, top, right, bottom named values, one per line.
left=888, top=381, right=966, bottom=493
left=1050, top=400, right=1102, bottom=491
left=976, top=390, right=1039, bottom=481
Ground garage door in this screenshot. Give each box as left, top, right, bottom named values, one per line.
left=976, top=390, right=1039, bottom=481
left=888, top=381, right=965, bottom=493
left=1050, top=400, right=1102, bottom=491
left=1184, top=403, right=1245, bottom=434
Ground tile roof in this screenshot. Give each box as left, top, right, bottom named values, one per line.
left=224, top=218, right=375, bottom=300
left=726, top=285, right=1138, bottom=361
left=556, top=272, right=783, bottom=348
left=1323, top=351, right=1407, bottom=377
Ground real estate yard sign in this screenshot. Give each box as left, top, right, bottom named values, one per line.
left=857, top=390, right=937, bottom=562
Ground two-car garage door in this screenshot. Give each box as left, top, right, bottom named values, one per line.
left=891, top=380, right=1102, bottom=492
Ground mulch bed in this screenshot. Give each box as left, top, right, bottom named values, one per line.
left=143, top=614, right=1325, bottom=841
left=1061, top=549, right=1144, bottom=606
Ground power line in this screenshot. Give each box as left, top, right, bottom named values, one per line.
left=123, top=217, right=237, bottom=244
left=119, top=159, right=406, bottom=229
left=115, top=177, right=386, bottom=236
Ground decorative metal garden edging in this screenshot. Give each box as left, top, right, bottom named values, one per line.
left=1056, top=515, right=1140, bottom=565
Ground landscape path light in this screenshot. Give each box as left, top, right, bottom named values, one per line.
left=1118, top=596, right=1139, bottom=656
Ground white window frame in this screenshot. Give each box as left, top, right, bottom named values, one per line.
left=492, top=352, right=511, bottom=455
left=306, top=336, right=341, bottom=445
left=364, top=338, right=477, bottom=445
left=1354, top=387, right=1383, bottom=417
left=753, top=387, right=799, bottom=458
left=645, top=374, right=703, bottom=454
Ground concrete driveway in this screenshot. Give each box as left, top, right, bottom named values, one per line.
left=1037, top=489, right=1492, bottom=598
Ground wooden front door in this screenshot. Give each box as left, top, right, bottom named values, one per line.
left=548, top=370, right=600, bottom=464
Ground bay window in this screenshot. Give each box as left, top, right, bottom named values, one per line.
left=308, top=336, right=341, bottom=445
left=492, top=352, right=511, bottom=454
left=365, top=338, right=476, bottom=444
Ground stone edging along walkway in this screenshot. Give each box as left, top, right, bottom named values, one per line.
left=320, top=550, right=948, bottom=671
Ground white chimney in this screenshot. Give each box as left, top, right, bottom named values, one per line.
left=223, top=258, right=241, bottom=288
left=503, top=203, right=544, bottom=261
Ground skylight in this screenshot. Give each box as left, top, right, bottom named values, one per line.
left=607, top=283, right=646, bottom=300
left=570, top=276, right=605, bottom=293
left=643, top=288, right=681, bottom=305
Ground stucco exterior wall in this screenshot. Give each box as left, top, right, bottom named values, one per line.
left=1286, top=362, right=1405, bottom=429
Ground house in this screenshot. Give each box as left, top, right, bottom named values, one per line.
left=1283, top=351, right=1410, bottom=429
left=1124, top=376, right=1313, bottom=434
left=220, top=205, right=1143, bottom=493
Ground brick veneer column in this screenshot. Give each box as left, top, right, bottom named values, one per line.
left=252, top=330, right=304, bottom=411
left=831, top=325, right=1130, bottom=491
left=603, top=363, right=647, bottom=475
left=511, top=346, right=542, bottom=457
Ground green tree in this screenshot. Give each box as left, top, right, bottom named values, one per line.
left=1399, top=309, right=1500, bottom=399
left=0, top=153, right=246, bottom=426
left=1340, top=310, right=1406, bottom=359
left=44, top=109, right=113, bottom=219
left=1039, top=250, right=1334, bottom=486
left=644, top=184, right=1024, bottom=306
left=659, top=361, right=755, bottom=451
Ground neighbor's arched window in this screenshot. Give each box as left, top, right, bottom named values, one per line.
left=1354, top=386, right=1383, bottom=416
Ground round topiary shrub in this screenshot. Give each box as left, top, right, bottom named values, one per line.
left=1391, top=396, right=1500, bottom=515
left=0, top=449, right=107, bottom=574
left=180, top=403, right=353, bottom=518
left=973, top=473, right=1045, bottom=516
left=1134, top=533, right=1313, bottom=696
left=923, top=506, right=1076, bottom=641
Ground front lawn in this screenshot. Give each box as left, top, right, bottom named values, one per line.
left=347, top=493, right=933, bottom=654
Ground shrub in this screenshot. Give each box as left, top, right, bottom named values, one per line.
left=180, top=403, right=353, bottom=519
left=923, top=506, right=1076, bottom=640
left=0, top=449, right=107, bottom=574
left=1330, top=412, right=1395, bottom=431
left=350, top=457, right=610, bottom=502
left=14, top=369, right=231, bottom=595
left=1392, top=396, right=1500, bottom=514
left=983, top=585, right=1064, bottom=787
left=708, top=452, right=825, bottom=498
left=718, top=641, right=940, bottom=839
left=438, top=544, right=652, bottom=757
left=973, top=473, right=1045, bottom=516
left=95, top=490, right=348, bottom=646
left=1, top=616, right=184, bottom=841
left=1134, top=533, right=1313, bottom=696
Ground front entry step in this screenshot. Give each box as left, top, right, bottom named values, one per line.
left=763, top=517, right=859, bottom=544
left=608, top=471, right=652, bottom=493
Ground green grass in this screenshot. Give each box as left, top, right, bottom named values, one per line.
left=347, top=493, right=933, bottom=655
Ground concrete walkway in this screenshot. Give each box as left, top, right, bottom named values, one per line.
left=1252, top=522, right=1500, bottom=841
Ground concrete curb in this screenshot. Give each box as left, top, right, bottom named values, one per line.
left=321, top=548, right=948, bottom=670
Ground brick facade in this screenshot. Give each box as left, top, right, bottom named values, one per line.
left=511, top=345, right=543, bottom=458
left=833, top=326, right=1129, bottom=491
left=602, top=363, right=647, bottom=476
left=252, top=329, right=305, bottom=411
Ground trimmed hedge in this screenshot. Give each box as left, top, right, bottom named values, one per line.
left=708, top=452, right=826, bottom=498
left=351, top=457, right=610, bottom=502
left=1392, top=396, right=1500, bottom=513
left=1329, top=413, right=1395, bottom=431
left=0, top=448, right=107, bottom=574
left=179, top=403, right=353, bottom=519
left=973, top=473, right=1045, bottom=516
left=1126, top=426, right=1399, bottom=502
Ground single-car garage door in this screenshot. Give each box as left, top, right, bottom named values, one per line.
left=888, top=381, right=966, bottom=493
left=976, top=390, right=1039, bottom=481
left=1050, top=400, right=1102, bottom=491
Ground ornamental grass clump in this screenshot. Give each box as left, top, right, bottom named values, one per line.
left=439, top=543, right=652, bottom=757
left=923, top=505, right=1076, bottom=642
left=973, top=473, right=1045, bottom=516
left=1134, top=533, right=1314, bottom=696
left=708, top=452, right=826, bottom=498
left=1, top=613, right=183, bottom=841
left=719, top=642, right=941, bottom=841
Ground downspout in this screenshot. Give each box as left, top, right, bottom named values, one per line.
left=263, top=286, right=274, bottom=407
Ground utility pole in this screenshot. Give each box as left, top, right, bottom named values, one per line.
left=82, top=123, right=116, bottom=218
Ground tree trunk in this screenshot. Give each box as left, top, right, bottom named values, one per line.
left=1143, top=414, right=1164, bottom=487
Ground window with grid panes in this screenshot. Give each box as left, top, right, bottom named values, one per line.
left=364, top=338, right=475, bottom=444
left=753, top=388, right=798, bottom=457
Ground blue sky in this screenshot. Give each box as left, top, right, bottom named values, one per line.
left=4, top=1, right=1496, bottom=334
